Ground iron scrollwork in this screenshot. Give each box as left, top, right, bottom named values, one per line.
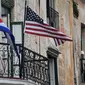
left=0, top=43, right=50, bottom=85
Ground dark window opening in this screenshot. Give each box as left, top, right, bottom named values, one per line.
left=46, top=0, right=59, bottom=28
left=73, top=1, right=79, bottom=18
left=81, top=23, right=85, bottom=83
left=81, top=23, right=85, bottom=51
left=47, top=47, right=60, bottom=85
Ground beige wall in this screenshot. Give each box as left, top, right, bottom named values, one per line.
left=57, top=0, right=74, bottom=85
left=12, top=0, right=75, bottom=85
left=11, top=0, right=25, bottom=22
left=74, top=0, right=85, bottom=85
left=2, top=0, right=85, bottom=85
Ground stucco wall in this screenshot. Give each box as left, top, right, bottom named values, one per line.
left=12, top=0, right=74, bottom=85
left=74, top=0, right=85, bottom=85
left=11, top=0, right=25, bottom=22
left=57, top=0, right=74, bottom=85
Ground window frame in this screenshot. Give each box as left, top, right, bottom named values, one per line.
left=11, top=22, right=24, bottom=45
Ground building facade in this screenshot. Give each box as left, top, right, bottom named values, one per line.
left=0, top=0, right=85, bottom=85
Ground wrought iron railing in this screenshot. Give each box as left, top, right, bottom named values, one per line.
left=0, top=43, right=50, bottom=85
left=23, top=47, right=50, bottom=85
left=0, top=43, right=20, bottom=78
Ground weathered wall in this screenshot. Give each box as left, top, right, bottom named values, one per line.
left=73, top=18, right=81, bottom=85
left=12, top=0, right=74, bottom=85
left=11, top=0, right=25, bottom=22
left=57, top=0, right=74, bottom=85
left=74, top=0, right=85, bottom=85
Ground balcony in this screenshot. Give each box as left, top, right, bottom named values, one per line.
left=0, top=43, right=50, bottom=85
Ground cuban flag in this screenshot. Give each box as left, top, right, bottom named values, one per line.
left=0, top=18, right=20, bottom=58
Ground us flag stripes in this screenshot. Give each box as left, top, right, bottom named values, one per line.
left=24, top=6, right=72, bottom=46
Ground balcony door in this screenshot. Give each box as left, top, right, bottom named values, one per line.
left=47, top=47, right=60, bottom=85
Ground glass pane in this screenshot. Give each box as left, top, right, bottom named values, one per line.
left=12, top=24, right=22, bottom=44
left=1, top=7, right=10, bottom=15
left=49, top=0, right=55, bottom=8
left=81, top=28, right=85, bottom=52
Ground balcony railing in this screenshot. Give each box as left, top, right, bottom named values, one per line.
left=0, top=43, right=50, bottom=85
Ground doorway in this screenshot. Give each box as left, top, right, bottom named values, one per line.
left=47, top=47, right=60, bottom=85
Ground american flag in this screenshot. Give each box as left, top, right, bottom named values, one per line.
left=24, top=6, right=72, bottom=46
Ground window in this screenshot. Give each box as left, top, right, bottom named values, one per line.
left=81, top=23, right=85, bottom=51
left=81, top=23, right=85, bottom=83
left=73, top=1, right=79, bottom=18
left=47, top=0, right=55, bottom=8
left=11, top=22, right=23, bottom=45
left=47, top=0, right=59, bottom=28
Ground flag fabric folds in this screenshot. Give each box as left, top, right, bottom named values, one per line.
left=24, top=6, right=72, bottom=46
left=0, top=18, right=19, bottom=58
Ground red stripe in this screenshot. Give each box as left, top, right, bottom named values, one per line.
left=0, top=18, right=3, bottom=23
left=57, top=39, right=60, bottom=45
left=54, top=39, right=65, bottom=46
left=54, top=38, right=60, bottom=46
left=25, top=27, right=69, bottom=36
left=25, top=31, right=54, bottom=38
left=25, top=31, right=72, bottom=41
left=61, top=40, right=65, bottom=43
left=26, top=23, right=70, bottom=36
left=54, top=39, right=58, bottom=46
left=26, top=23, right=59, bottom=32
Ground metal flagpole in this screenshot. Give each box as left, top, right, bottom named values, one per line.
left=39, top=0, right=41, bottom=54
left=20, top=0, right=27, bottom=78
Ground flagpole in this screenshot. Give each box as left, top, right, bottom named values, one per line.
left=20, top=0, right=27, bottom=78
left=39, top=2, right=41, bottom=54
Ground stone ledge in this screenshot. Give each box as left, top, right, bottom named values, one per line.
left=0, top=78, right=35, bottom=85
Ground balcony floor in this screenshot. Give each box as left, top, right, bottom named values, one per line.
left=0, top=78, right=35, bottom=85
